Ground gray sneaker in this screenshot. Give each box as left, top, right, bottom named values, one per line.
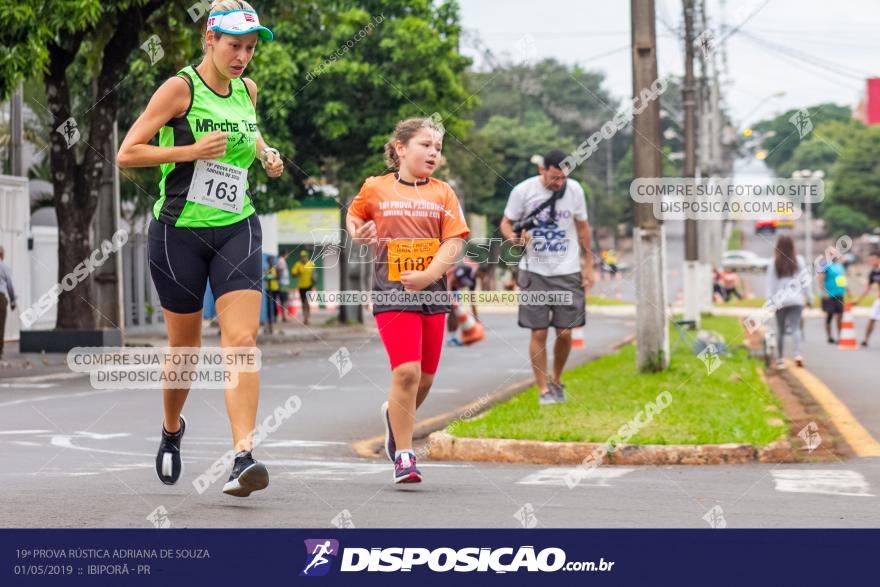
left=549, top=382, right=567, bottom=403
left=538, top=390, right=557, bottom=406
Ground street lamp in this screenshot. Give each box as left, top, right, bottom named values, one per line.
left=739, top=91, right=786, bottom=133
left=792, top=169, right=824, bottom=265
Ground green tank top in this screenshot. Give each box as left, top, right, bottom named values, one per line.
left=154, top=65, right=257, bottom=227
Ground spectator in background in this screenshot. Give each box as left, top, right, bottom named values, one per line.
left=499, top=149, right=594, bottom=406
left=276, top=254, right=290, bottom=322
left=766, top=235, right=811, bottom=369
left=712, top=267, right=727, bottom=302
left=446, top=259, right=482, bottom=347
left=292, top=250, right=316, bottom=326
left=855, top=250, right=880, bottom=347
left=720, top=269, right=742, bottom=301
left=0, top=246, right=17, bottom=360
left=264, top=256, right=280, bottom=334
left=817, top=247, right=848, bottom=344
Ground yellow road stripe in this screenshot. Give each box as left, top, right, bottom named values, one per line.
left=790, top=367, right=880, bottom=457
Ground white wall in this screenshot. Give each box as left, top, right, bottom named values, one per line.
left=259, top=213, right=278, bottom=256
left=29, top=225, right=59, bottom=330
left=0, top=175, right=31, bottom=343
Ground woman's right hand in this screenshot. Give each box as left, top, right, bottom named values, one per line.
left=189, top=131, right=229, bottom=160
left=353, top=220, right=377, bottom=246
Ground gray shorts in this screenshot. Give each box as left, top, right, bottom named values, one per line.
left=517, top=270, right=586, bottom=330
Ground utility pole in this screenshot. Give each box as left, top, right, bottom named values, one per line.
left=10, top=85, right=24, bottom=176
left=631, top=0, right=669, bottom=372
left=605, top=137, right=614, bottom=247
left=682, top=0, right=700, bottom=325
left=697, top=0, right=721, bottom=307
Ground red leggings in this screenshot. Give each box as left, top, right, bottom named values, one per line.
left=375, top=311, right=446, bottom=374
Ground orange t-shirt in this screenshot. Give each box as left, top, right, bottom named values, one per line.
left=348, top=173, right=469, bottom=315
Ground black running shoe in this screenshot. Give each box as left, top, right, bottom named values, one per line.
left=155, top=415, right=186, bottom=485
left=222, top=451, right=269, bottom=497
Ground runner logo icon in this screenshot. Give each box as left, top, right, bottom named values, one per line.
left=300, top=539, right=339, bottom=576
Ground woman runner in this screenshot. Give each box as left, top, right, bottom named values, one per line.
left=346, top=117, right=469, bottom=484
left=117, top=0, right=283, bottom=497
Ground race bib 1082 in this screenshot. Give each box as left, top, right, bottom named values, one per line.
left=387, top=239, right=440, bottom=281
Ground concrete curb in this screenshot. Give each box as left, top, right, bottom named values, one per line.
left=425, top=430, right=795, bottom=465
left=352, top=376, right=535, bottom=459
left=352, top=334, right=638, bottom=460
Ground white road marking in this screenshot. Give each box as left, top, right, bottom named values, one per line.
left=74, top=432, right=130, bottom=440
left=262, top=439, right=349, bottom=448
left=0, top=388, right=119, bottom=408
left=0, top=429, right=53, bottom=435
left=50, top=435, right=153, bottom=458
left=143, top=436, right=348, bottom=448
left=1, top=372, right=86, bottom=384
left=274, top=459, right=470, bottom=481
left=772, top=469, right=874, bottom=497
left=517, top=467, right=636, bottom=487
left=0, top=383, right=59, bottom=389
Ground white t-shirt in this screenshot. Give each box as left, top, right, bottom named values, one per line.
left=503, top=176, right=588, bottom=277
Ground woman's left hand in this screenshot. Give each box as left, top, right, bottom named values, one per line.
left=400, top=270, right=435, bottom=292
left=262, top=148, right=284, bottom=177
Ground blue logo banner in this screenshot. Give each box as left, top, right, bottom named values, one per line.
left=0, top=529, right=875, bottom=585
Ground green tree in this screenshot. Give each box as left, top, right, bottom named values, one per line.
left=1, top=0, right=185, bottom=329
left=251, top=0, right=472, bottom=204
left=822, top=205, right=874, bottom=238
left=2, top=0, right=473, bottom=328
left=751, top=103, right=851, bottom=173
left=829, top=125, right=880, bottom=226
left=461, top=111, right=576, bottom=222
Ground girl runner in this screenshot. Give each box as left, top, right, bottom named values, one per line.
left=117, top=0, right=283, bottom=497
left=346, top=117, right=469, bottom=484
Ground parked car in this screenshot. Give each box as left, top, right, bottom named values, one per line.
left=754, top=219, right=776, bottom=235
left=722, top=249, right=770, bottom=272
left=754, top=215, right=795, bottom=234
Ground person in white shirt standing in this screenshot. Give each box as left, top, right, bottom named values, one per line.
left=0, top=246, right=17, bottom=361
left=500, top=150, right=594, bottom=405
left=765, top=235, right=811, bottom=369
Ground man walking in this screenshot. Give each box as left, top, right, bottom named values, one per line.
left=500, top=150, right=594, bottom=405
left=0, top=246, right=17, bottom=360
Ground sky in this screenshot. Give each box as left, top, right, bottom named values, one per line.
left=457, top=0, right=880, bottom=128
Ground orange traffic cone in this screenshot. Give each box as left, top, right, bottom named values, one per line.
left=839, top=303, right=857, bottom=349
left=571, top=326, right=585, bottom=349
left=453, top=302, right=485, bottom=345
left=288, top=292, right=301, bottom=318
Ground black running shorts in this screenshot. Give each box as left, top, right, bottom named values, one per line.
left=148, top=215, right=263, bottom=314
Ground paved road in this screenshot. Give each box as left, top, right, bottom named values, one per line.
left=0, top=313, right=635, bottom=527
left=799, top=315, right=880, bottom=440
left=1, top=310, right=878, bottom=529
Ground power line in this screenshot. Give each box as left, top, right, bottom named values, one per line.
left=739, top=30, right=873, bottom=82
left=735, top=38, right=863, bottom=92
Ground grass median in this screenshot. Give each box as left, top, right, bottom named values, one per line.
left=714, top=295, right=873, bottom=309
left=451, top=315, right=786, bottom=446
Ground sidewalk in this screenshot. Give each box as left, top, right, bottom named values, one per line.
left=0, top=310, right=376, bottom=382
